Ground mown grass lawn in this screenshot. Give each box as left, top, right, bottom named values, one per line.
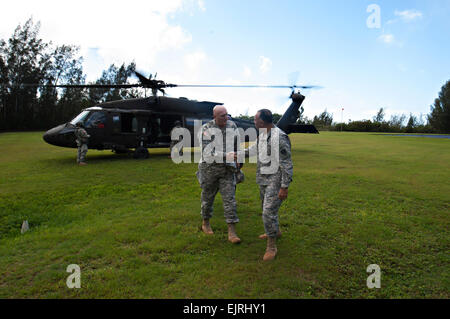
left=0, top=131, right=448, bottom=298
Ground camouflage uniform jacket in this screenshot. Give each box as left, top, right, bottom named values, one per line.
left=198, top=119, right=239, bottom=168
left=75, top=127, right=90, bottom=147
left=244, top=126, right=293, bottom=188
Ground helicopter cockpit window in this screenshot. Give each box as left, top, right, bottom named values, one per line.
left=70, top=111, right=90, bottom=125
left=85, top=111, right=107, bottom=128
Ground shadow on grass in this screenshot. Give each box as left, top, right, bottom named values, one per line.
left=291, top=149, right=322, bottom=156
left=39, top=150, right=177, bottom=166
left=39, top=148, right=317, bottom=169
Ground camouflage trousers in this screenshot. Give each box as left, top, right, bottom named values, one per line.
left=198, top=163, right=239, bottom=224
left=77, top=144, right=88, bottom=163
left=259, top=181, right=283, bottom=237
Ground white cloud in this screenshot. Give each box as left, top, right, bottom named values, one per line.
left=198, top=0, right=206, bottom=12
left=387, top=9, right=423, bottom=25
left=395, top=9, right=423, bottom=22
left=259, top=56, right=272, bottom=74
left=377, top=33, right=403, bottom=47
left=0, top=0, right=193, bottom=81
left=378, top=33, right=395, bottom=44
left=184, top=50, right=206, bottom=70
left=243, top=66, right=252, bottom=78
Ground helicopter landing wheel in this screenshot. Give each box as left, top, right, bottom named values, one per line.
left=133, top=147, right=149, bottom=159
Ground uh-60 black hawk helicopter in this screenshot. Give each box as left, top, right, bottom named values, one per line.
left=41, top=71, right=320, bottom=159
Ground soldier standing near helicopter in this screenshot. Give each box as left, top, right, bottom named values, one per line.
left=236, top=109, right=293, bottom=261
left=75, top=122, right=90, bottom=165
left=197, top=105, right=241, bottom=244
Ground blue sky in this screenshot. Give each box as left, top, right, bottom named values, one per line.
left=1, top=0, right=449, bottom=122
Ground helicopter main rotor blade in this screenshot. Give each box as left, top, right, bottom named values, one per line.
left=21, top=84, right=141, bottom=89
left=13, top=83, right=322, bottom=90
left=173, top=84, right=323, bottom=89
left=8, top=72, right=323, bottom=91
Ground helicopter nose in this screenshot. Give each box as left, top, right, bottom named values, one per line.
left=43, top=124, right=75, bottom=147
left=43, top=130, right=55, bottom=145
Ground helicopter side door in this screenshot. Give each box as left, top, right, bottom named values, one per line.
left=147, top=114, right=184, bottom=146
left=84, top=111, right=107, bottom=149
left=110, top=112, right=139, bottom=149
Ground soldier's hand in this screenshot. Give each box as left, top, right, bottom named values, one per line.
left=226, top=152, right=235, bottom=162
left=278, top=188, right=288, bottom=200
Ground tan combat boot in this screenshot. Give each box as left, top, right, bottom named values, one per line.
left=201, top=219, right=214, bottom=235
left=263, top=236, right=277, bottom=261
left=79, top=162, right=87, bottom=166
left=227, top=223, right=241, bottom=244
left=259, top=230, right=282, bottom=240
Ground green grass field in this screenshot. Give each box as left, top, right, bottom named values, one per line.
left=0, top=131, right=448, bottom=298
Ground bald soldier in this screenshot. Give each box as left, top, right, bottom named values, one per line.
left=196, top=105, right=241, bottom=244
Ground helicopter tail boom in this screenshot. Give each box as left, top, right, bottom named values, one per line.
left=276, top=92, right=318, bottom=134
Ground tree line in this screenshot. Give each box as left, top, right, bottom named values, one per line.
left=237, top=81, right=450, bottom=134
left=308, top=80, right=449, bottom=134
left=0, top=19, right=142, bottom=131
left=327, top=86, right=449, bottom=133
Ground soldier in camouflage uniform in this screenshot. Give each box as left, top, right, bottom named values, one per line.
left=237, top=109, right=293, bottom=260
left=196, top=105, right=241, bottom=244
left=74, top=122, right=90, bottom=165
